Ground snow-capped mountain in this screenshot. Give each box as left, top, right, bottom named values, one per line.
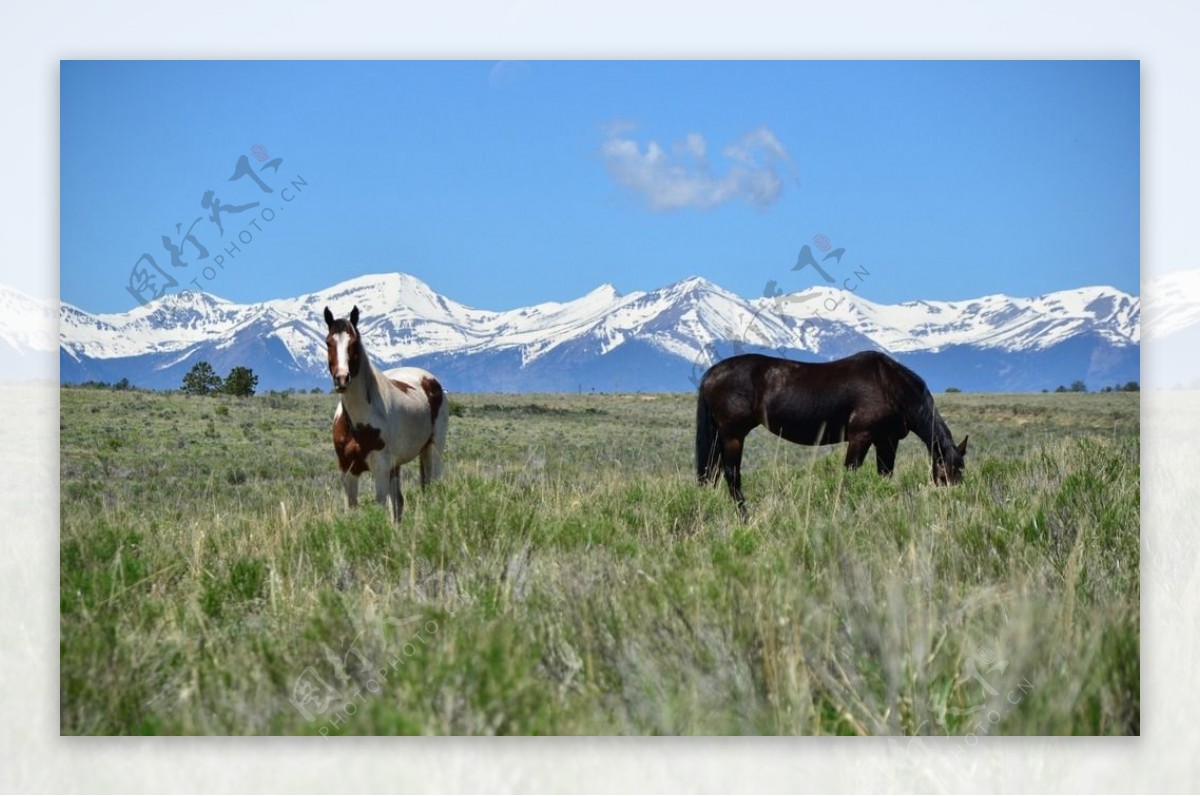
left=54, top=271, right=1142, bottom=392
left=1141, top=269, right=1200, bottom=389
left=0, top=284, right=58, bottom=381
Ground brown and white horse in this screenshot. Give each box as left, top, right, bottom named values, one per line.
left=323, top=305, right=448, bottom=523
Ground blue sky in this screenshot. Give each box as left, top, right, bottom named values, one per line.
left=60, top=60, right=1139, bottom=314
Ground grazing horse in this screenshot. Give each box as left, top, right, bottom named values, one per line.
left=696, top=351, right=967, bottom=514
left=323, top=305, right=449, bottom=523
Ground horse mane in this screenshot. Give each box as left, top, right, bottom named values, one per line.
left=336, top=318, right=383, bottom=408
left=886, top=355, right=954, bottom=459
left=357, top=335, right=389, bottom=407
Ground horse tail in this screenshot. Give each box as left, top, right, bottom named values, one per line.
left=695, top=387, right=723, bottom=486
left=431, top=389, right=449, bottom=477
left=419, top=377, right=448, bottom=487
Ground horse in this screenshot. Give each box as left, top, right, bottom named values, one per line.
left=696, top=351, right=967, bottom=515
left=323, top=305, right=449, bottom=523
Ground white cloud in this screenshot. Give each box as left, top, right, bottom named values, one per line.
left=600, top=125, right=795, bottom=211
left=681, top=132, right=707, bottom=162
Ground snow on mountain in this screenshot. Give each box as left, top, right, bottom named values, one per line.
left=0, top=284, right=58, bottom=354
left=1143, top=269, right=1200, bottom=340
left=1139, top=269, right=1200, bottom=388
left=0, top=284, right=58, bottom=382
left=61, top=291, right=251, bottom=360
left=778, top=284, right=1140, bottom=354
left=50, top=271, right=1144, bottom=392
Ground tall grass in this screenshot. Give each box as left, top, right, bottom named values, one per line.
left=60, top=389, right=1138, bottom=734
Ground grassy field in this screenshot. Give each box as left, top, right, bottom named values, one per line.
left=59, top=387, right=1139, bottom=735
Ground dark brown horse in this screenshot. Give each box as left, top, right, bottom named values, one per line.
left=696, top=351, right=967, bottom=513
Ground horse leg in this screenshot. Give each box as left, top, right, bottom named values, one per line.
left=342, top=471, right=360, bottom=509
left=844, top=432, right=872, bottom=470
left=721, top=435, right=749, bottom=518
left=875, top=435, right=898, bottom=476
left=373, top=468, right=391, bottom=515
left=388, top=465, right=404, bottom=523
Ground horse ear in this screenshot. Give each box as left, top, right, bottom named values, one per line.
left=350, top=306, right=360, bottom=329
left=323, top=306, right=334, bottom=327
left=956, top=435, right=969, bottom=456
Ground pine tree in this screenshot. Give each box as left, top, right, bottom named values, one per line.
left=181, top=361, right=223, bottom=395
left=223, top=366, right=259, bottom=397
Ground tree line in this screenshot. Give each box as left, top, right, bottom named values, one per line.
left=68, top=368, right=1144, bottom=397
left=1049, top=380, right=1139, bottom=393
left=181, top=362, right=259, bottom=397
left=67, top=363, right=332, bottom=397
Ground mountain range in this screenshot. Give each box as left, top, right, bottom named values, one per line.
left=52, top=271, right=1142, bottom=393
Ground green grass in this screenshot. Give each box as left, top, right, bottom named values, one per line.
left=60, top=388, right=1139, bottom=735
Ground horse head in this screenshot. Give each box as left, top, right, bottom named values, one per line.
left=323, top=305, right=362, bottom=393
left=933, top=435, right=969, bottom=485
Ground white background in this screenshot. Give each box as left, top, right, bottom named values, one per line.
left=4, top=1, right=1196, bottom=792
